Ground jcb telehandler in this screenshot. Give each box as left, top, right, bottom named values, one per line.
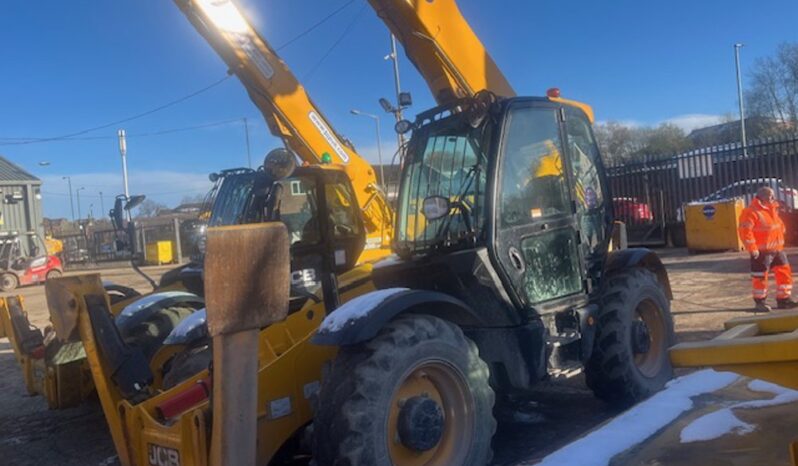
left=311, top=91, right=676, bottom=465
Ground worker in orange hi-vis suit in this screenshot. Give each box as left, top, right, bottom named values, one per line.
left=738, top=186, right=798, bottom=312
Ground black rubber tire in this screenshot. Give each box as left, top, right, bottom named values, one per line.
left=162, top=344, right=212, bottom=390
left=312, top=314, right=495, bottom=466
left=0, top=273, right=18, bottom=292
left=45, top=269, right=62, bottom=280
left=122, top=305, right=196, bottom=361
left=585, top=268, right=675, bottom=407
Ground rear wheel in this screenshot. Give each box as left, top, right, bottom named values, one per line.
left=313, top=314, right=495, bottom=466
left=121, top=305, right=197, bottom=361
left=0, top=273, right=18, bottom=292
left=586, top=268, right=675, bottom=406
left=45, top=269, right=62, bottom=280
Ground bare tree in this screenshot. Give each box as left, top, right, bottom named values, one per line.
left=595, top=122, right=692, bottom=163
left=180, top=193, right=206, bottom=205
left=746, top=42, right=798, bottom=129
left=136, top=199, right=168, bottom=218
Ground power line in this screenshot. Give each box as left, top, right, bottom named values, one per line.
left=0, top=116, right=248, bottom=144
left=303, top=4, right=367, bottom=82
left=276, top=0, right=356, bottom=51
left=0, top=74, right=233, bottom=146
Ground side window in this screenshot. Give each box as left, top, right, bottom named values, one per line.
left=499, top=107, right=569, bottom=227
left=565, top=108, right=607, bottom=251
left=325, top=181, right=361, bottom=239
left=278, top=176, right=319, bottom=245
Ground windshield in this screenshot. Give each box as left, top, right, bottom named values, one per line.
left=396, top=117, right=489, bottom=255
left=207, top=173, right=258, bottom=227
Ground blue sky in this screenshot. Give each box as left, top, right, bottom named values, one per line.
left=1, top=0, right=796, bottom=219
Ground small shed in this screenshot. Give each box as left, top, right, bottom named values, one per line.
left=0, top=156, right=44, bottom=246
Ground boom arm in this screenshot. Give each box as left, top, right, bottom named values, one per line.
left=174, top=0, right=391, bottom=254
left=367, top=0, right=515, bottom=104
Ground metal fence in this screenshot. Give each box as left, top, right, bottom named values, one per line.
left=55, top=218, right=204, bottom=268
left=607, top=135, right=798, bottom=245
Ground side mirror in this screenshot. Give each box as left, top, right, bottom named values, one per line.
left=422, top=196, right=450, bottom=221
left=111, top=197, right=125, bottom=228
left=209, top=172, right=220, bottom=183
left=125, top=195, right=146, bottom=211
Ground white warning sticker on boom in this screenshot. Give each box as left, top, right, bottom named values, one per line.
left=309, top=111, right=350, bottom=163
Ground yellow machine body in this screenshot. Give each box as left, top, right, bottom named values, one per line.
left=670, top=310, right=798, bottom=390
left=50, top=265, right=375, bottom=466
left=684, top=199, right=745, bottom=252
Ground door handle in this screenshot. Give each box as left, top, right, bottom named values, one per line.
left=508, top=247, right=525, bottom=273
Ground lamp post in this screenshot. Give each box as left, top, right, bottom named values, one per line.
left=734, top=43, right=748, bottom=156
left=118, top=129, right=131, bottom=220
left=350, top=109, right=385, bottom=186
left=76, top=187, right=85, bottom=221
left=62, top=176, right=75, bottom=221
left=99, top=191, right=105, bottom=218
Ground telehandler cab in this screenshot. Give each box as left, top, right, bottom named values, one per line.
left=312, top=91, right=676, bottom=465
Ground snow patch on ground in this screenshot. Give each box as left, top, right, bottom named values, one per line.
left=318, top=288, right=409, bottom=332
left=680, top=408, right=755, bottom=443
left=536, top=370, right=740, bottom=466
left=679, top=377, right=798, bottom=443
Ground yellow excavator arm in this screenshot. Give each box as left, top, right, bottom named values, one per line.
left=174, top=0, right=392, bottom=258
left=367, top=0, right=595, bottom=122
left=366, top=0, right=515, bottom=104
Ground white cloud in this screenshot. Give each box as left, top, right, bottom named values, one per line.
left=661, top=114, right=725, bottom=133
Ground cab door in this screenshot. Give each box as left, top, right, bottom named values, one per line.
left=492, top=101, right=585, bottom=310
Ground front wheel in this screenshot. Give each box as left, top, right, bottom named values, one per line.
left=313, top=314, right=496, bottom=466
left=0, top=273, right=18, bottom=292
left=585, top=268, right=675, bottom=406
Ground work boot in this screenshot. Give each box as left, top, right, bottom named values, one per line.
left=754, top=299, right=772, bottom=312
left=777, top=298, right=798, bottom=310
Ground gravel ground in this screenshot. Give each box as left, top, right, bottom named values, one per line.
left=0, top=249, right=788, bottom=466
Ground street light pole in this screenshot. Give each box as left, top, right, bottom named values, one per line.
left=386, top=34, right=406, bottom=148
left=734, top=43, right=748, bottom=156
left=76, top=187, right=85, bottom=221
left=243, top=117, right=252, bottom=169
left=118, top=129, right=131, bottom=220
left=351, top=110, right=385, bottom=186
left=99, top=191, right=105, bottom=218
left=62, top=176, right=75, bottom=221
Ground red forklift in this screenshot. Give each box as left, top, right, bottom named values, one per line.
left=0, top=231, right=63, bottom=292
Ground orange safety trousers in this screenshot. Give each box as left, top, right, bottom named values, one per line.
left=751, top=251, right=793, bottom=300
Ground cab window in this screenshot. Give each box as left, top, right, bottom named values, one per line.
left=277, top=176, right=319, bottom=245
left=499, top=106, right=569, bottom=227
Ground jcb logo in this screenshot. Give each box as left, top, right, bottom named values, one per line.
left=148, top=444, right=180, bottom=466
left=291, top=268, right=317, bottom=287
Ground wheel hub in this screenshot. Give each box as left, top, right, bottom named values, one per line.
left=397, top=396, right=445, bottom=452
left=631, top=320, right=651, bottom=354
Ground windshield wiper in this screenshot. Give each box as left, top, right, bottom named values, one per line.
left=429, top=165, right=479, bottom=251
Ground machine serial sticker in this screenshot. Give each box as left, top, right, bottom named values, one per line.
left=269, top=397, right=293, bottom=419
left=308, top=111, right=350, bottom=163
left=148, top=443, right=180, bottom=466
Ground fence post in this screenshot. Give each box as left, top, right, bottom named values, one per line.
left=173, top=217, right=183, bottom=264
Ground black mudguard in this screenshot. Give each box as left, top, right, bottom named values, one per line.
left=604, top=248, right=673, bottom=299
left=312, top=289, right=484, bottom=347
